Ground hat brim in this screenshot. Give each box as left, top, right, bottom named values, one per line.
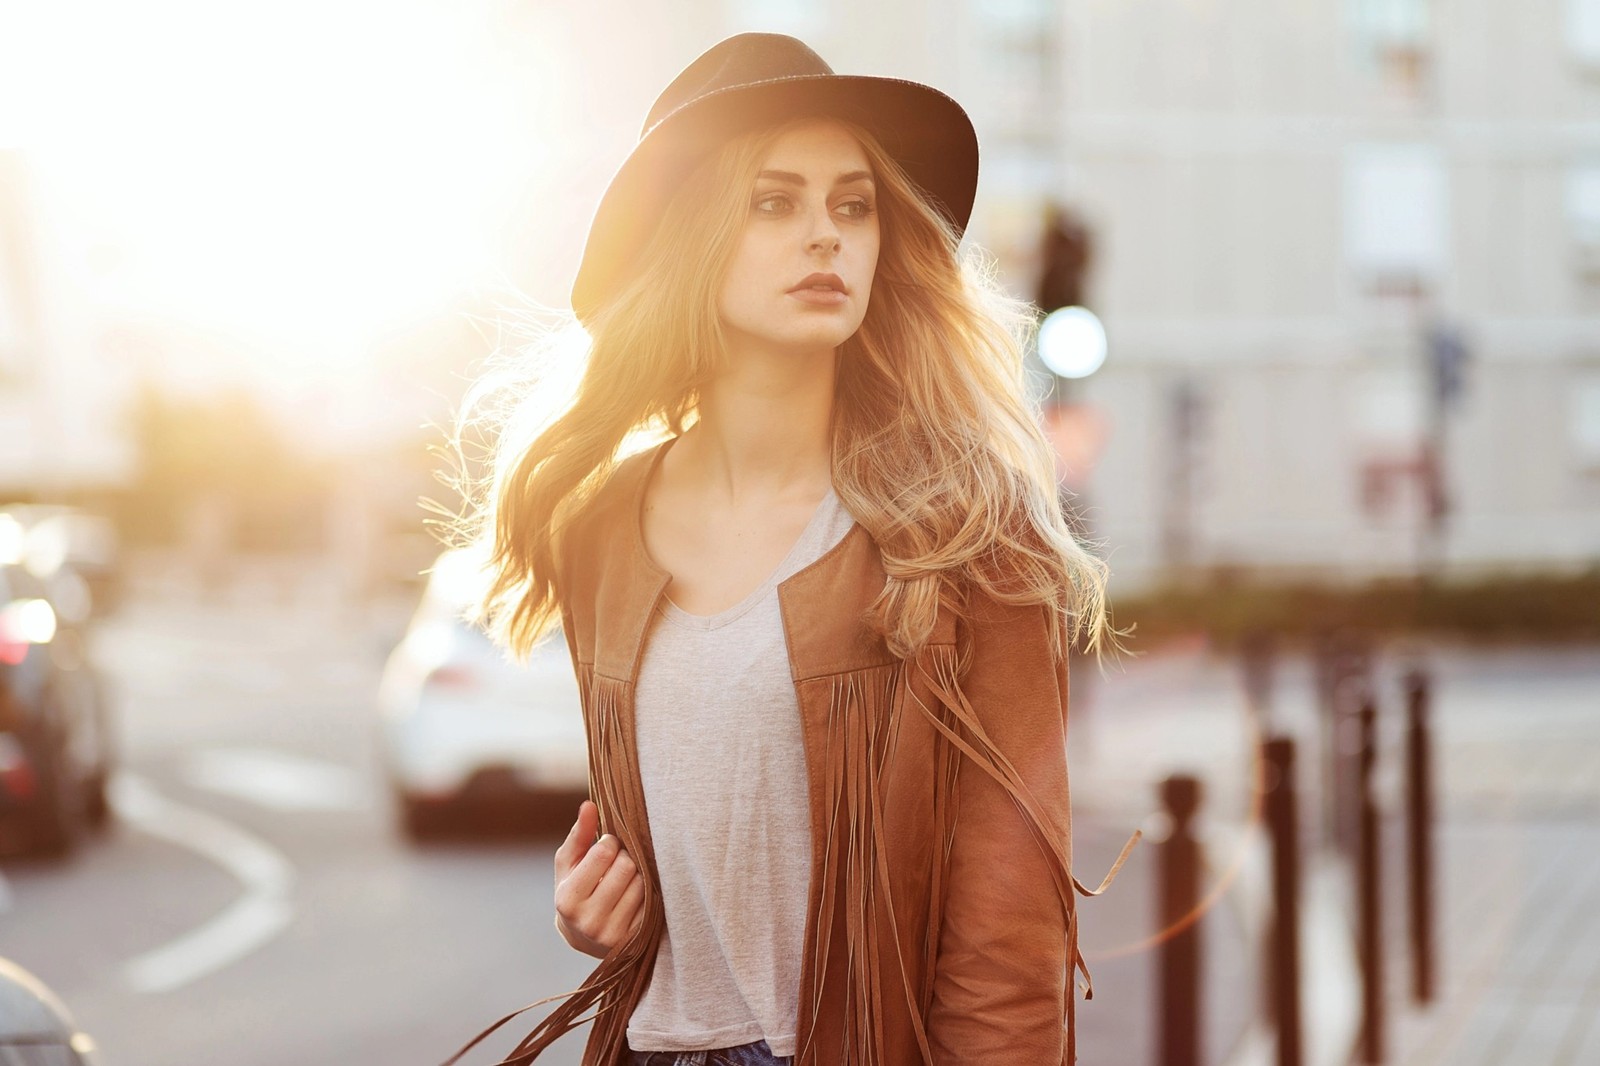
left=571, top=74, right=979, bottom=326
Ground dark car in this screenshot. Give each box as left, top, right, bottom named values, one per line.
left=0, top=956, right=100, bottom=1064
left=0, top=558, right=115, bottom=858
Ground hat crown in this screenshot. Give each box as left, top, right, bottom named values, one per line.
left=573, top=32, right=978, bottom=325
left=643, top=33, right=834, bottom=138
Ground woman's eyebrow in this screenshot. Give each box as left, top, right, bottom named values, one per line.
left=757, top=169, right=875, bottom=187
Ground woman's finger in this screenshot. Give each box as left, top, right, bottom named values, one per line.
left=560, top=833, right=618, bottom=906
left=601, top=870, right=646, bottom=941
left=583, top=843, right=636, bottom=914
left=599, top=872, right=646, bottom=945
left=554, top=801, right=598, bottom=877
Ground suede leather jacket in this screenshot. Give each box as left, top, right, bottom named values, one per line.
left=455, top=438, right=1141, bottom=1066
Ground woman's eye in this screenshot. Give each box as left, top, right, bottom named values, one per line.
left=751, top=194, right=875, bottom=219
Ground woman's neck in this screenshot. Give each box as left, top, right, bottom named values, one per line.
left=675, top=349, right=837, bottom=505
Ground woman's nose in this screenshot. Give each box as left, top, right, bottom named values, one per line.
left=805, top=208, right=842, bottom=254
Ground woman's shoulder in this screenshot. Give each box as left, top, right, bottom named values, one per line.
left=554, top=441, right=664, bottom=588
left=570, top=440, right=663, bottom=529
left=944, top=579, right=1063, bottom=664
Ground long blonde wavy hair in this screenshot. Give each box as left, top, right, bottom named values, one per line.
left=447, top=113, right=1114, bottom=666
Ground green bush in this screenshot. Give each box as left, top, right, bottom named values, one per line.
left=1110, top=570, right=1600, bottom=649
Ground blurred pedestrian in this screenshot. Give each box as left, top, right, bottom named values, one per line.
left=444, top=32, right=1139, bottom=1066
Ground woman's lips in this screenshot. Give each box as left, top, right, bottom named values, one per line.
left=787, top=288, right=848, bottom=306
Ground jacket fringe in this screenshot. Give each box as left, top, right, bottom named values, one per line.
left=439, top=667, right=663, bottom=1066
left=443, top=649, right=1139, bottom=1066
left=800, top=661, right=942, bottom=1065
left=803, top=643, right=1139, bottom=1066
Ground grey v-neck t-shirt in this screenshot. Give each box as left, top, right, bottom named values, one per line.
left=626, top=485, right=856, bottom=1056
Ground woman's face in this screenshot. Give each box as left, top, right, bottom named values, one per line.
left=717, top=118, right=880, bottom=357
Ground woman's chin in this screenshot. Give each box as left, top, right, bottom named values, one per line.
left=725, top=332, right=851, bottom=356
left=773, top=319, right=865, bottom=351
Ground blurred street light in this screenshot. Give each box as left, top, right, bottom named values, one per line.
left=1031, top=202, right=1112, bottom=554
left=1033, top=202, right=1107, bottom=400
left=1039, top=306, right=1108, bottom=380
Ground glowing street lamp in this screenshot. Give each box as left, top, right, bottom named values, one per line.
left=1038, top=306, right=1108, bottom=381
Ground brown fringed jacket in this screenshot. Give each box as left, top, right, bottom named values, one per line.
left=452, top=439, right=1141, bottom=1066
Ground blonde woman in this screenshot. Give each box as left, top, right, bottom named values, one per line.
left=442, top=32, right=1140, bottom=1066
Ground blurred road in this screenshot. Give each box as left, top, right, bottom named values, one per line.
left=0, top=569, right=599, bottom=1066
left=3, top=555, right=1593, bottom=1066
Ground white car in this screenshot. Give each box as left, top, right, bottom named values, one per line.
left=0, top=956, right=100, bottom=1064
left=376, top=548, right=587, bottom=841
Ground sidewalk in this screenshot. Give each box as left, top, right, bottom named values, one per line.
left=1067, top=808, right=1258, bottom=1066
left=1372, top=648, right=1600, bottom=1066
left=1070, top=640, right=1600, bottom=1066
left=1067, top=639, right=1266, bottom=1065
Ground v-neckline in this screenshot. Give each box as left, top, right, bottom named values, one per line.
left=657, top=482, right=839, bottom=629
left=635, top=434, right=841, bottom=628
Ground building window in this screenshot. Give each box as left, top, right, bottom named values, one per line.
left=1575, top=373, right=1600, bottom=469
left=1351, top=366, right=1433, bottom=522
left=983, top=0, right=1054, bottom=33
left=1353, top=366, right=1426, bottom=453
left=1350, top=0, right=1430, bottom=92
left=1350, top=0, right=1430, bottom=48
left=1344, top=143, right=1449, bottom=295
left=1567, top=0, right=1600, bottom=70
left=968, top=0, right=1058, bottom=146
left=1568, top=162, right=1600, bottom=279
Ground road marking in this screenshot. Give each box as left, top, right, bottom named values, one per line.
left=108, top=773, right=295, bottom=993
left=180, top=746, right=370, bottom=812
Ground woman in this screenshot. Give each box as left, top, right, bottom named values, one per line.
left=442, top=32, right=1140, bottom=1066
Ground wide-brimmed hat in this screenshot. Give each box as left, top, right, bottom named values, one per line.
left=570, top=32, right=979, bottom=327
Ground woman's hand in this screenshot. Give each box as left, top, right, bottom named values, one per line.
left=553, top=799, right=646, bottom=958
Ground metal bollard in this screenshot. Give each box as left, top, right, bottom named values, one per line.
left=1356, top=692, right=1387, bottom=1063
left=1404, top=667, right=1436, bottom=1005
left=1312, top=632, right=1339, bottom=849
left=1157, top=774, right=1204, bottom=1066
left=1314, top=632, right=1371, bottom=856
left=1263, top=737, right=1303, bottom=1066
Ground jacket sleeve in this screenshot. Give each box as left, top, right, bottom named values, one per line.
left=923, top=592, right=1080, bottom=1064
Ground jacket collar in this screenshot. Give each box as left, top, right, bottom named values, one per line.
left=592, top=436, right=924, bottom=684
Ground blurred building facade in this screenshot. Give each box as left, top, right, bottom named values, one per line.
left=0, top=152, right=135, bottom=497
left=1051, top=0, right=1600, bottom=591
left=7, top=2, right=1599, bottom=594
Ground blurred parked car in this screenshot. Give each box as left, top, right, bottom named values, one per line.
left=0, top=517, right=116, bottom=858
left=0, top=956, right=100, bottom=1064
left=375, top=548, right=586, bottom=841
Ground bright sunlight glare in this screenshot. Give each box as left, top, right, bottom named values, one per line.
left=0, top=0, right=560, bottom=380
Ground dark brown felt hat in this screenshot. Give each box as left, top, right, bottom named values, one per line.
left=570, top=32, right=979, bottom=327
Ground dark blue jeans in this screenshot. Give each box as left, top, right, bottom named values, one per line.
left=625, top=1038, right=792, bottom=1066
